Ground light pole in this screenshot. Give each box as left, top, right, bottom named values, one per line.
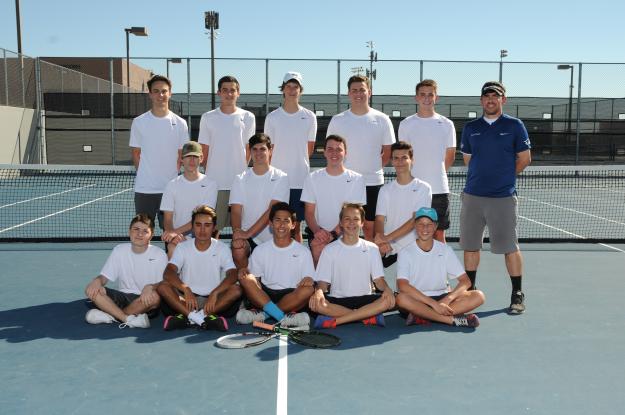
left=499, top=49, right=508, bottom=83
left=205, top=11, right=219, bottom=110
left=124, top=27, right=148, bottom=90
left=366, top=41, right=377, bottom=106
left=166, top=58, right=182, bottom=79
left=15, top=0, right=22, bottom=54
left=557, top=64, right=575, bottom=162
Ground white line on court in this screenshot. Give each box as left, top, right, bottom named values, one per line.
left=519, top=216, right=624, bottom=253
left=519, top=196, right=625, bottom=227
left=0, top=184, right=96, bottom=209
left=0, top=188, right=132, bottom=234
left=276, top=335, right=288, bottom=415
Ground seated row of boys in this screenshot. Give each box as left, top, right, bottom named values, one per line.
left=84, top=135, right=484, bottom=330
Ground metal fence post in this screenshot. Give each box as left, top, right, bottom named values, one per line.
left=420, top=60, right=424, bottom=82
left=575, top=63, right=582, bottom=164
left=337, top=60, right=341, bottom=114
left=34, top=57, right=45, bottom=163
left=109, top=59, right=116, bottom=165
left=187, top=58, right=191, bottom=136
left=20, top=53, right=25, bottom=107
left=265, top=59, right=269, bottom=116
left=3, top=49, right=8, bottom=105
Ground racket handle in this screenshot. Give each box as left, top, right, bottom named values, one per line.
left=253, top=321, right=275, bottom=331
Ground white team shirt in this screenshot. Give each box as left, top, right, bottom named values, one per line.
left=249, top=240, right=315, bottom=290
left=229, top=166, right=289, bottom=244
left=264, top=106, right=317, bottom=189
left=398, top=113, right=456, bottom=194
left=129, top=111, right=188, bottom=193
left=326, top=109, right=395, bottom=185
left=198, top=108, right=256, bottom=190
left=169, top=238, right=236, bottom=296
left=397, top=240, right=465, bottom=296
left=100, top=243, right=167, bottom=295
left=300, top=168, right=366, bottom=231
left=316, top=238, right=384, bottom=298
left=160, top=174, right=218, bottom=230
left=375, top=178, right=432, bottom=253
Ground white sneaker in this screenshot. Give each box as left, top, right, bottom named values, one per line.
left=119, top=314, right=150, bottom=329
left=85, top=309, right=116, bottom=325
left=281, top=312, right=310, bottom=328
left=236, top=309, right=266, bottom=324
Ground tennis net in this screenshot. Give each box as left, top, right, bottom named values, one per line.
left=1, top=164, right=624, bottom=243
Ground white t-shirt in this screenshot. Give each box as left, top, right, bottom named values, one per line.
left=249, top=240, right=315, bottom=290
left=229, top=166, right=289, bottom=244
left=397, top=240, right=465, bottom=296
left=160, top=174, right=218, bottom=229
left=375, top=178, right=432, bottom=253
left=100, top=243, right=167, bottom=295
left=398, top=113, right=456, bottom=194
left=129, top=111, right=188, bottom=194
left=264, top=106, right=317, bottom=189
left=300, top=168, right=366, bottom=231
left=316, top=238, right=384, bottom=298
left=198, top=108, right=256, bottom=190
left=326, top=109, right=395, bottom=185
left=169, top=238, right=236, bottom=296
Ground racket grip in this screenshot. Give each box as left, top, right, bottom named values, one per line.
left=253, top=321, right=275, bottom=331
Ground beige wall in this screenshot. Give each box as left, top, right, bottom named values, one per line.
left=0, top=106, right=37, bottom=164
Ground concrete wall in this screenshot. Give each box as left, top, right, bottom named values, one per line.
left=0, top=106, right=37, bottom=164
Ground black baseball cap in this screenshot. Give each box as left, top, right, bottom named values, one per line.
left=481, top=81, right=506, bottom=96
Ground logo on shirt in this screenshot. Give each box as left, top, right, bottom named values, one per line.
left=523, top=138, right=531, bottom=146
left=346, top=179, right=352, bottom=183
left=201, top=185, right=207, bottom=188
left=470, top=133, right=481, bottom=137
left=292, top=253, right=300, bottom=258
left=148, top=258, right=156, bottom=262
left=499, top=132, right=511, bottom=136
left=270, top=178, right=278, bottom=182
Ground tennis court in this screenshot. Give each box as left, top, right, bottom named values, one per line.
left=1, top=241, right=624, bottom=414
left=1, top=164, right=625, bottom=414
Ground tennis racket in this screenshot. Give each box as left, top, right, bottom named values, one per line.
left=253, top=321, right=341, bottom=348
left=215, top=331, right=278, bottom=349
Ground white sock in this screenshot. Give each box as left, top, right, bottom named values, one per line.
left=188, top=310, right=205, bottom=326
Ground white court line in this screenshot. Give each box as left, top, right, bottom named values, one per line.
left=0, top=188, right=132, bottom=234
left=519, top=216, right=624, bottom=253
left=0, top=184, right=96, bottom=209
left=519, top=196, right=625, bottom=227
left=276, top=335, right=288, bottom=415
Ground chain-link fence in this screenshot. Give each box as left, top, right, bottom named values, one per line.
left=2, top=48, right=624, bottom=165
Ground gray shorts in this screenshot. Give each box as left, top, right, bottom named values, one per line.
left=216, top=190, right=231, bottom=231
left=459, top=192, right=519, bottom=254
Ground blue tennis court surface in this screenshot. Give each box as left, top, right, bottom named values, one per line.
left=2, top=242, right=624, bottom=414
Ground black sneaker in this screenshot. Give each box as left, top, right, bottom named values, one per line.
left=163, top=314, right=190, bottom=331
left=508, top=290, right=525, bottom=314
left=201, top=314, right=228, bottom=332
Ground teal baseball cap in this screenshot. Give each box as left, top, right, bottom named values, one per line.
left=415, top=207, right=438, bottom=222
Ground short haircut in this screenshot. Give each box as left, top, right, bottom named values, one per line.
left=280, top=80, right=303, bottom=93
left=269, top=201, right=296, bottom=223
left=348, top=75, right=370, bottom=89
left=391, top=140, right=414, bottom=159
left=191, top=205, right=217, bottom=225
left=325, top=134, right=347, bottom=151
left=339, top=203, right=365, bottom=222
left=218, top=75, right=240, bottom=90
left=147, top=75, right=172, bottom=91
left=416, top=79, right=438, bottom=94
left=129, top=213, right=154, bottom=231
left=249, top=132, right=272, bottom=149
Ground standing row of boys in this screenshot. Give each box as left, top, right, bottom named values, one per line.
left=84, top=72, right=531, bottom=331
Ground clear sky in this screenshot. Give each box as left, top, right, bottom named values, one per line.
left=1, top=0, right=624, bottom=97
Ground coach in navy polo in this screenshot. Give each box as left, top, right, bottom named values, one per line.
left=459, top=81, right=531, bottom=315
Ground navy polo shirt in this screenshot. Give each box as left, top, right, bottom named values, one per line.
left=460, top=114, right=531, bottom=197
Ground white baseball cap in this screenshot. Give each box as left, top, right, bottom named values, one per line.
left=283, top=71, right=303, bottom=85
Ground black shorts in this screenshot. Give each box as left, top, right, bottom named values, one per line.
left=104, top=288, right=160, bottom=319
left=134, top=192, right=164, bottom=230
left=160, top=290, right=241, bottom=318
left=431, top=193, right=451, bottom=231
left=364, top=185, right=383, bottom=221
left=326, top=294, right=381, bottom=310
left=289, top=189, right=305, bottom=223
left=260, top=282, right=295, bottom=304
